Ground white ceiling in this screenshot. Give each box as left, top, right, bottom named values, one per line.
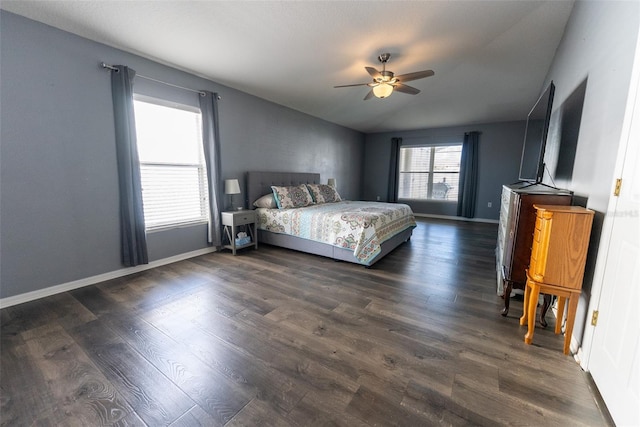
left=1, top=1, right=574, bottom=133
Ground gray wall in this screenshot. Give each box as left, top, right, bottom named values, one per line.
left=0, top=11, right=364, bottom=299
left=363, top=121, right=526, bottom=220
left=220, top=91, right=363, bottom=207
left=539, top=0, right=639, bottom=345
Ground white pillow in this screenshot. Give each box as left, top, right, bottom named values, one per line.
left=253, top=193, right=278, bottom=209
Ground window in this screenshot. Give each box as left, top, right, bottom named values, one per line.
left=133, top=98, right=209, bottom=231
left=398, top=145, right=462, bottom=201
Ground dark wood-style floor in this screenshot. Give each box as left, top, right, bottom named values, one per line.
left=1, top=218, right=611, bottom=426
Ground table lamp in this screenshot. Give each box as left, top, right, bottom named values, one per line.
left=224, top=179, right=242, bottom=210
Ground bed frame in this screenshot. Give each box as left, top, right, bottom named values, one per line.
left=246, top=171, right=413, bottom=267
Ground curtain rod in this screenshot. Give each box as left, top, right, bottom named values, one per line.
left=100, top=62, right=208, bottom=97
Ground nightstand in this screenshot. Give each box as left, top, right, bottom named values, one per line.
left=221, top=210, right=258, bottom=255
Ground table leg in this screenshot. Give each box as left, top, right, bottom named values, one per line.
left=555, top=297, right=566, bottom=335
left=563, top=295, right=579, bottom=355
left=519, top=281, right=531, bottom=326
left=248, top=222, right=258, bottom=250
left=501, top=281, right=512, bottom=316
left=525, top=280, right=540, bottom=345
left=539, top=294, right=552, bottom=328
left=231, top=225, right=237, bottom=255
left=224, top=226, right=233, bottom=247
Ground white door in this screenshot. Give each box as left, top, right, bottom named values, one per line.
left=587, top=38, right=640, bottom=426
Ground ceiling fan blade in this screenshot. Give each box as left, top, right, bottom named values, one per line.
left=365, top=66, right=383, bottom=79
left=363, top=89, right=375, bottom=100
left=394, top=83, right=421, bottom=95
left=395, top=69, right=435, bottom=83
left=334, top=82, right=372, bottom=88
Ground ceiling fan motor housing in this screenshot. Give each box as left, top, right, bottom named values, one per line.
left=378, top=53, right=391, bottom=63
left=380, top=70, right=395, bottom=82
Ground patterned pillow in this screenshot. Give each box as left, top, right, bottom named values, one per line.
left=271, top=184, right=315, bottom=209
left=306, top=184, right=342, bottom=204
left=253, top=193, right=278, bottom=209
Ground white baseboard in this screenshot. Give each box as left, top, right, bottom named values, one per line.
left=0, top=247, right=218, bottom=309
left=413, top=213, right=499, bottom=224
left=574, top=342, right=584, bottom=366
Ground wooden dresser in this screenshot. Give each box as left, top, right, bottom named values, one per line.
left=497, top=184, right=572, bottom=316
left=520, top=205, right=594, bottom=354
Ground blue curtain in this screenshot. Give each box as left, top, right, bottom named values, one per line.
left=199, top=92, right=223, bottom=246
left=110, top=65, right=148, bottom=266
left=388, top=137, right=402, bottom=202
left=457, top=131, right=480, bottom=218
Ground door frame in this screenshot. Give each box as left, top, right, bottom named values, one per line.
left=578, top=25, right=640, bottom=370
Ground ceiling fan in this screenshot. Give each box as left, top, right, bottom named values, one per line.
left=334, top=53, right=435, bottom=100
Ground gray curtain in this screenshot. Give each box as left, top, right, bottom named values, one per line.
left=110, top=65, right=148, bottom=266
left=388, top=137, right=402, bottom=202
left=199, top=91, right=223, bottom=246
left=457, top=131, right=480, bottom=218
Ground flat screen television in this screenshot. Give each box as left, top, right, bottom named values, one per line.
left=518, top=81, right=555, bottom=183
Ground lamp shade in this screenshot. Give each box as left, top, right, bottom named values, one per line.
left=327, top=178, right=336, bottom=188
left=224, top=179, right=241, bottom=195
left=372, top=83, right=394, bottom=99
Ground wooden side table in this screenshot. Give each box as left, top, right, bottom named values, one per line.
left=221, top=210, right=258, bottom=255
left=519, top=205, right=594, bottom=354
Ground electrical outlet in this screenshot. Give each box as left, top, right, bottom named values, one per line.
left=376, top=196, right=381, bottom=201
left=487, top=202, right=492, bottom=208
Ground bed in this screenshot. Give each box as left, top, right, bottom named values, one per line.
left=246, top=171, right=416, bottom=267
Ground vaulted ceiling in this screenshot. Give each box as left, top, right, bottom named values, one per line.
left=1, top=1, right=574, bottom=133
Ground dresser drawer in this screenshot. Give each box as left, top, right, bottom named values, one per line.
left=532, top=227, right=541, bottom=245
left=529, top=238, right=543, bottom=280
left=535, top=216, right=543, bottom=232
left=501, top=186, right=511, bottom=207
left=222, top=210, right=256, bottom=226
left=529, top=215, right=549, bottom=281
left=234, top=214, right=254, bottom=224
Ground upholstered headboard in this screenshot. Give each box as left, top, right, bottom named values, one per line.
left=246, top=171, right=321, bottom=208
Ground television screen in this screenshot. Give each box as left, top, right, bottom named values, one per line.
left=518, top=81, right=555, bottom=182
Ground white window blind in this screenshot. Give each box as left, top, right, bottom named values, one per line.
left=398, top=145, right=462, bottom=201
left=133, top=99, right=209, bottom=231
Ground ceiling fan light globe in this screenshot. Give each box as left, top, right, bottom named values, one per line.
left=373, top=83, right=394, bottom=98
